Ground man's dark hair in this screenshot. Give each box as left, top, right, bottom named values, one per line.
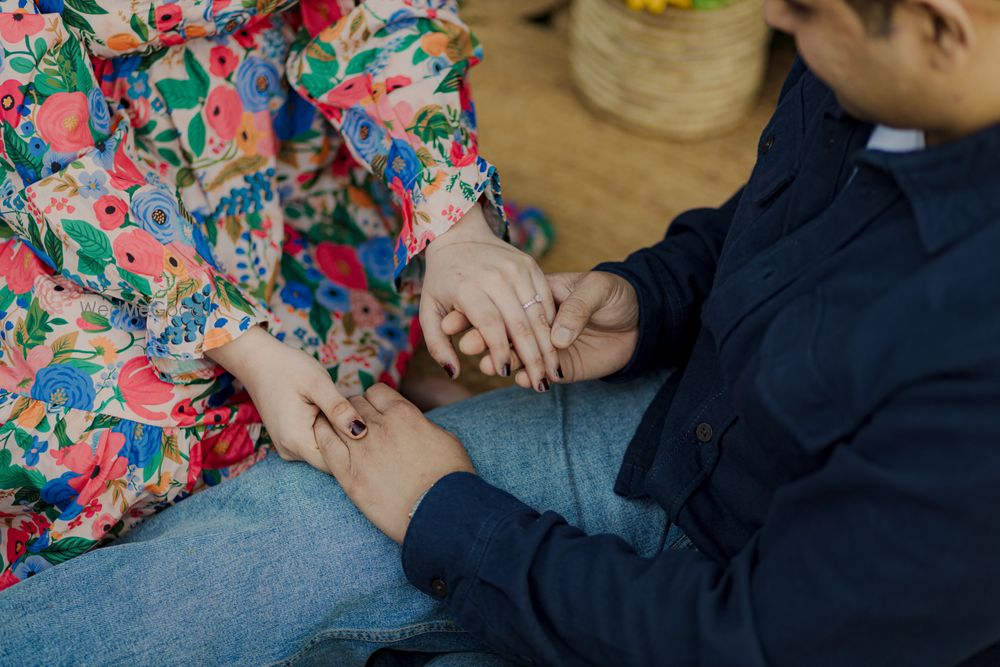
left=845, top=0, right=899, bottom=33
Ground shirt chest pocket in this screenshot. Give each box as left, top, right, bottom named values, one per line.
left=752, top=289, right=858, bottom=456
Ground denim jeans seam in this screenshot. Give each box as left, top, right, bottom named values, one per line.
left=272, top=620, right=467, bottom=666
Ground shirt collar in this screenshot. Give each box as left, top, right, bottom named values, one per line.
left=856, top=120, right=1000, bottom=254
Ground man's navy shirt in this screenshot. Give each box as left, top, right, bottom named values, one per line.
left=402, top=61, right=1000, bottom=666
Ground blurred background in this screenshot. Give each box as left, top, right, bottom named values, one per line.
left=412, top=0, right=797, bottom=392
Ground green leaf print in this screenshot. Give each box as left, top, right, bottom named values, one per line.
left=409, top=105, right=451, bottom=144
left=62, top=219, right=113, bottom=261
left=64, top=0, right=109, bottom=15
left=188, top=114, right=206, bottom=157
left=357, top=370, right=375, bottom=391
left=53, top=418, right=73, bottom=449
left=130, top=13, right=150, bottom=43
left=309, top=305, right=332, bottom=343
left=22, top=299, right=54, bottom=349
left=8, top=58, right=35, bottom=74
left=2, top=122, right=43, bottom=177
left=434, top=63, right=466, bottom=94
left=14, top=429, right=33, bottom=452
left=0, top=463, right=45, bottom=492
left=38, top=536, right=98, bottom=565
left=0, top=286, right=14, bottom=313
left=119, top=268, right=153, bottom=296
left=76, top=255, right=108, bottom=276
left=156, top=79, right=200, bottom=110
left=184, top=49, right=210, bottom=101
left=43, top=227, right=64, bottom=271
left=59, top=8, right=91, bottom=33
left=345, top=49, right=379, bottom=76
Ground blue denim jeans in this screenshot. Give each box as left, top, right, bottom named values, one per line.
left=0, top=372, right=674, bottom=666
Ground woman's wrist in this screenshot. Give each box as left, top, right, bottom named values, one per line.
left=205, top=324, right=273, bottom=383
left=425, top=203, right=495, bottom=260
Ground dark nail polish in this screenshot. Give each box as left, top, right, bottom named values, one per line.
left=556, top=366, right=564, bottom=380
left=349, top=420, right=367, bottom=437
left=538, top=378, right=550, bottom=392
left=501, top=363, right=511, bottom=377
left=443, top=363, right=456, bottom=379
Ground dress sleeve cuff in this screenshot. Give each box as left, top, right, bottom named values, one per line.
left=401, top=471, right=532, bottom=604
left=395, top=159, right=506, bottom=293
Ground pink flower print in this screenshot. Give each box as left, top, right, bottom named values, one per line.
left=33, top=275, right=82, bottom=314
left=209, top=45, right=238, bottom=79
left=51, top=432, right=129, bottom=511
left=325, top=74, right=372, bottom=108
left=112, top=229, right=164, bottom=278
left=118, top=357, right=173, bottom=421
left=91, top=514, right=118, bottom=539
left=0, top=346, right=55, bottom=393
left=0, top=240, right=51, bottom=294
left=206, top=87, right=243, bottom=141
left=94, top=195, right=128, bottom=230
left=0, top=10, right=44, bottom=42
left=0, top=79, right=25, bottom=126
left=36, top=92, right=92, bottom=154
left=154, top=4, right=183, bottom=32
left=349, top=290, right=385, bottom=328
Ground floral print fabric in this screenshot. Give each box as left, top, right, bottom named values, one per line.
left=0, top=0, right=503, bottom=588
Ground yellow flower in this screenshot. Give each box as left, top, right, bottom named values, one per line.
left=90, top=336, right=118, bottom=364
left=236, top=113, right=258, bottom=156
left=163, top=248, right=189, bottom=278
left=204, top=327, right=234, bottom=351
left=145, top=471, right=174, bottom=495
left=16, top=400, right=46, bottom=429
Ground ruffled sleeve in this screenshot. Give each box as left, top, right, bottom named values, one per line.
left=287, top=0, right=507, bottom=288
left=0, top=5, right=271, bottom=383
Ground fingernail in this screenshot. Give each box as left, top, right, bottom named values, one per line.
left=501, top=363, right=511, bottom=377
left=553, top=326, right=573, bottom=347
left=443, top=363, right=456, bottom=379
left=349, top=420, right=367, bottom=437
left=538, top=378, right=550, bottom=392
left=556, top=366, right=564, bottom=379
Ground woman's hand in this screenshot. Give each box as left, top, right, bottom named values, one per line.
left=421, top=204, right=560, bottom=393
left=207, top=326, right=367, bottom=471
left=314, top=384, right=476, bottom=544
left=444, top=271, right=641, bottom=387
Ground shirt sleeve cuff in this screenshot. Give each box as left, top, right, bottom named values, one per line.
left=401, top=471, right=532, bottom=604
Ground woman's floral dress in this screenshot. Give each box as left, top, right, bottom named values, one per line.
left=0, top=0, right=509, bottom=589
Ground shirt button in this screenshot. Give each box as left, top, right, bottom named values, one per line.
left=430, top=577, right=449, bottom=599
left=762, top=134, right=775, bottom=155
left=695, top=422, right=714, bottom=443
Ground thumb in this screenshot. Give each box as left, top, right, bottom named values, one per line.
left=550, top=272, right=610, bottom=349
left=311, top=376, right=368, bottom=440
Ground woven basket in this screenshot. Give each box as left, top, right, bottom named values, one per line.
left=569, top=0, right=771, bottom=140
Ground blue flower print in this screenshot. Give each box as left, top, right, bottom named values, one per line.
left=358, top=236, right=394, bottom=282
left=113, top=420, right=163, bottom=468
left=315, top=281, right=351, bottom=312
left=341, top=107, right=386, bottom=163
left=280, top=281, right=314, bottom=310
left=23, top=436, right=48, bottom=467
left=273, top=89, right=316, bottom=141
left=377, top=316, right=407, bottom=350
left=88, top=87, right=111, bottom=135
left=40, top=472, right=83, bottom=520
left=30, top=365, right=97, bottom=410
left=42, top=151, right=78, bottom=178
left=383, top=139, right=421, bottom=189
left=12, top=555, right=51, bottom=580
left=131, top=187, right=182, bottom=243
left=78, top=171, right=108, bottom=199
left=26, top=137, right=45, bottom=158
left=110, top=305, right=146, bottom=331
left=236, top=57, right=280, bottom=113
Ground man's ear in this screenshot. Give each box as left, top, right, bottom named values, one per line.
left=906, top=0, right=976, bottom=67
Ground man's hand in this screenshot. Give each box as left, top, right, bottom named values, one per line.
left=207, top=326, right=368, bottom=471
left=443, top=271, right=641, bottom=387
left=314, top=384, right=476, bottom=544
left=421, top=203, right=561, bottom=392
